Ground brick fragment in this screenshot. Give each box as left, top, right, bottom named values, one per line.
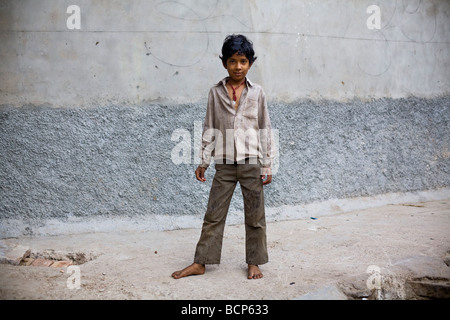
left=31, top=258, right=54, bottom=267
left=19, top=258, right=35, bottom=266
left=50, top=260, right=73, bottom=268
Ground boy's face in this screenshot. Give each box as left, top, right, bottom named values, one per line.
left=223, top=52, right=252, bottom=83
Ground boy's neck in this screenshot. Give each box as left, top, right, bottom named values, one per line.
left=227, top=77, right=246, bottom=87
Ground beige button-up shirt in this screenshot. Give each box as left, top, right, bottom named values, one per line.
left=199, top=77, right=274, bottom=170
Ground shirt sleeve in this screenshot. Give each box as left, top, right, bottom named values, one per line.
left=198, top=89, right=216, bottom=169
left=258, top=88, right=275, bottom=169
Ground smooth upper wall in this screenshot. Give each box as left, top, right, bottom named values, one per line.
left=0, top=0, right=449, bottom=106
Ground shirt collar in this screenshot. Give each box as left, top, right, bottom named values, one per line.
left=217, top=77, right=254, bottom=88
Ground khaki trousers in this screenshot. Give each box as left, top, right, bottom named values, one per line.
left=194, top=161, right=268, bottom=265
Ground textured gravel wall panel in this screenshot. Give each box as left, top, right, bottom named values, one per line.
left=0, top=97, right=449, bottom=234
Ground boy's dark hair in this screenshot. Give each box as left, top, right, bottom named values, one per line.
left=220, top=34, right=257, bottom=65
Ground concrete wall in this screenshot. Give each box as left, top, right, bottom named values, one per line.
left=1, top=0, right=449, bottom=237
left=1, top=0, right=449, bottom=105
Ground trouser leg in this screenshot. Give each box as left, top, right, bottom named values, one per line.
left=194, top=164, right=237, bottom=264
left=238, top=164, right=268, bottom=265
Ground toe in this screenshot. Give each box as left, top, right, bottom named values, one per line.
left=172, top=271, right=181, bottom=279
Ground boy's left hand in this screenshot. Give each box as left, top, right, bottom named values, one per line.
left=261, top=168, right=272, bottom=185
left=260, top=167, right=272, bottom=185
left=261, top=174, right=272, bottom=185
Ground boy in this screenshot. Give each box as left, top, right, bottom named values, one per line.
left=172, top=34, right=274, bottom=280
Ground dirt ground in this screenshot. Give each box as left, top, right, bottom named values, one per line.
left=0, top=199, right=449, bottom=300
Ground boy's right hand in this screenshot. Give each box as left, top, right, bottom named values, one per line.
left=195, top=167, right=207, bottom=182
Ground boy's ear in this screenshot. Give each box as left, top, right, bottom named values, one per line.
left=222, top=60, right=228, bottom=69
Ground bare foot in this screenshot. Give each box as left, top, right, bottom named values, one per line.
left=172, top=263, right=205, bottom=279
left=248, top=264, right=263, bottom=279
